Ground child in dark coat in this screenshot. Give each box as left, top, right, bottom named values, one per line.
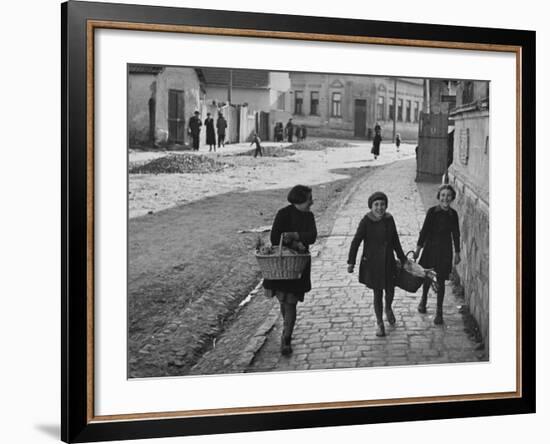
left=413, top=184, right=461, bottom=325
left=347, top=192, right=406, bottom=337
left=264, top=185, right=317, bottom=355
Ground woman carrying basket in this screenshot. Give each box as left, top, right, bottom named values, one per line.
left=413, top=184, right=461, bottom=325
left=263, top=185, right=317, bottom=355
left=347, top=192, right=407, bottom=337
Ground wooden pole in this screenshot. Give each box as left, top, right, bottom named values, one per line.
left=392, top=77, right=397, bottom=142
left=228, top=69, right=233, bottom=104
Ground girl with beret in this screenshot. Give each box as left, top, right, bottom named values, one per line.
left=413, top=184, right=461, bottom=325
left=347, top=192, right=407, bottom=337
left=264, top=185, right=317, bottom=355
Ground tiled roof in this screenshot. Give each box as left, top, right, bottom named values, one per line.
left=200, top=68, right=270, bottom=88
left=128, top=64, right=165, bottom=75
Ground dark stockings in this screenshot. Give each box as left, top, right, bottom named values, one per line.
left=420, top=276, right=446, bottom=313
left=279, top=302, right=297, bottom=341
left=373, top=287, right=394, bottom=324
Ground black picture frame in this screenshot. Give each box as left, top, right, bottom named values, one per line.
left=61, top=1, right=536, bottom=442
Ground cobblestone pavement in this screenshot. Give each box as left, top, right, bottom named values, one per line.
left=247, top=158, right=486, bottom=373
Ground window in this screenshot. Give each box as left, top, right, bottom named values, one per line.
left=389, top=97, right=395, bottom=121
left=414, top=101, right=420, bottom=122
left=310, top=91, right=319, bottom=115
left=462, top=81, right=474, bottom=104
left=406, top=100, right=411, bottom=122
left=332, top=92, right=342, bottom=117
left=377, top=96, right=385, bottom=120
left=397, top=98, right=403, bottom=121
left=294, top=90, right=303, bottom=115
left=276, top=91, right=285, bottom=110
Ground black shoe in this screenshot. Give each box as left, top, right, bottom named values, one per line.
left=385, top=307, right=396, bottom=325
left=418, top=302, right=427, bottom=314
left=434, top=312, right=443, bottom=325
left=375, top=323, right=386, bottom=337
left=281, top=336, right=292, bottom=355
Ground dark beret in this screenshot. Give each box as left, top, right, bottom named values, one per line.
left=368, top=191, right=388, bottom=209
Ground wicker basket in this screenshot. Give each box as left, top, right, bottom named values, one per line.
left=255, top=233, right=310, bottom=280
left=395, top=251, right=426, bottom=293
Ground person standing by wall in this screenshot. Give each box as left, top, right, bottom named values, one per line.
left=216, top=112, right=227, bottom=148
left=204, top=112, right=216, bottom=152
left=285, top=118, right=294, bottom=143
left=188, top=110, right=202, bottom=151
left=274, top=122, right=284, bottom=142
left=371, top=128, right=382, bottom=160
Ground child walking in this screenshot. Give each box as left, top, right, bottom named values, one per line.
left=413, top=184, right=461, bottom=325
left=251, top=133, right=263, bottom=158
left=347, top=192, right=407, bottom=337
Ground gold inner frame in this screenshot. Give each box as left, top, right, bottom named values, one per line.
left=85, top=19, right=523, bottom=423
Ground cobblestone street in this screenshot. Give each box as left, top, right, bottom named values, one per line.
left=247, top=158, right=486, bottom=373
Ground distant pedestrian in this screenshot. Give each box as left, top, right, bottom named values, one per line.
left=285, top=118, right=294, bottom=143
left=264, top=185, right=317, bottom=355
left=301, top=125, right=307, bottom=141
left=295, top=125, right=302, bottom=141
left=188, top=110, right=202, bottom=151
left=251, top=133, right=263, bottom=158
left=371, top=130, right=382, bottom=160
left=413, top=184, right=461, bottom=325
left=204, top=112, right=216, bottom=152
left=274, top=122, right=284, bottom=142
left=216, top=112, right=227, bottom=148
left=374, top=122, right=381, bottom=134
left=395, top=133, right=401, bottom=152
left=347, top=192, right=407, bottom=337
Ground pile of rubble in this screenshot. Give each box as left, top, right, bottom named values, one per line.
left=129, top=154, right=231, bottom=174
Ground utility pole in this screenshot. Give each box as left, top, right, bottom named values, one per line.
left=392, top=77, right=397, bottom=142
left=423, top=78, right=430, bottom=113
left=228, top=69, right=233, bottom=104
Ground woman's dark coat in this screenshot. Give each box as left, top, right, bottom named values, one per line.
left=263, top=205, right=317, bottom=295
left=417, top=206, right=461, bottom=280
left=372, top=133, right=382, bottom=156
left=205, top=117, right=216, bottom=145
left=347, top=212, right=406, bottom=290
left=216, top=116, right=227, bottom=136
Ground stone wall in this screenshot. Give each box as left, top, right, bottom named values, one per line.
left=448, top=168, right=490, bottom=350
left=128, top=73, right=157, bottom=147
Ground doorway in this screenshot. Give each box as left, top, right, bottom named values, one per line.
left=168, top=89, right=185, bottom=144
left=354, top=99, right=367, bottom=137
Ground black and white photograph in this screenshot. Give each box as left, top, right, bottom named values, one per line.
left=2, top=0, right=543, bottom=442
left=127, top=65, right=490, bottom=378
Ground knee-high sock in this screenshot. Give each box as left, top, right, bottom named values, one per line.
left=436, top=276, right=446, bottom=313
left=373, top=289, right=384, bottom=324
left=385, top=286, right=395, bottom=308
left=420, top=279, right=430, bottom=305
left=283, top=302, right=297, bottom=340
